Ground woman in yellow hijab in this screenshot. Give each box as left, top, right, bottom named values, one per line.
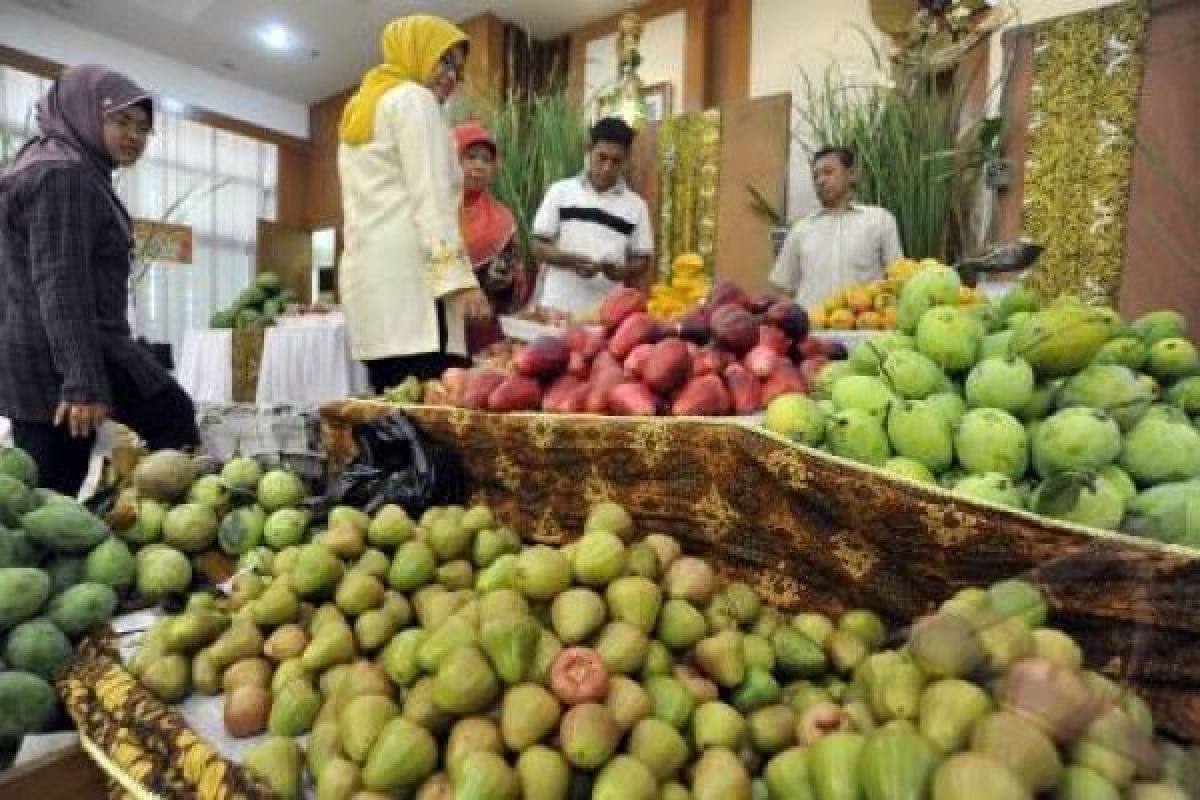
left=337, top=15, right=492, bottom=393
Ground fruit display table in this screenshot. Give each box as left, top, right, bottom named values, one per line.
left=320, top=401, right=1200, bottom=740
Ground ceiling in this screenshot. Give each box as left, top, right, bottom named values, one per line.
left=15, top=0, right=634, bottom=103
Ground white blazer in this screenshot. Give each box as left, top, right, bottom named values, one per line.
left=338, top=82, right=479, bottom=361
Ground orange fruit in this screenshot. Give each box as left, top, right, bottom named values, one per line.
left=874, top=292, right=896, bottom=311
left=845, top=289, right=873, bottom=315
left=881, top=307, right=899, bottom=329
left=856, top=311, right=884, bottom=330
left=828, top=309, right=856, bottom=330
left=824, top=290, right=847, bottom=310
left=809, top=307, right=828, bottom=330
left=958, top=286, right=977, bottom=305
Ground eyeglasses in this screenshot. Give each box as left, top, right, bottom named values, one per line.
left=105, top=111, right=154, bottom=137
left=438, top=54, right=466, bottom=81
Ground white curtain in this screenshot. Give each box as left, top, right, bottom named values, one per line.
left=0, top=65, right=278, bottom=359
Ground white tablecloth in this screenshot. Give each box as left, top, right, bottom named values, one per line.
left=177, top=329, right=234, bottom=405
left=256, top=314, right=369, bottom=408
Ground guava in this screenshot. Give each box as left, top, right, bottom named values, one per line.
left=924, top=392, right=967, bottom=427
left=1010, top=306, right=1114, bottom=378
left=966, top=301, right=1004, bottom=334
left=916, top=306, right=984, bottom=372
left=980, top=330, right=1014, bottom=362
left=886, top=400, right=955, bottom=474
left=954, top=408, right=1029, bottom=479
left=831, top=375, right=897, bottom=421
left=826, top=409, right=892, bottom=467
left=883, top=457, right=937, bottom=484
left=964, top=356, right=1035, bottom=412
left=1091, top=337, right=1148, bottom=371
left=1031, top=473, right=1125, bottom=531
left=258, top=469, right=306, bottom=512
left=880, top=349, right=946, bottom=400
left=1031, top=408, right=1122, bottom=478
left=161, top=502, right=219, bottom=553
left=220, top=456, right=263, bottom=492
left=953, top=473, right=1025, bottom=509
left=847, top=332, right=913, bottom=376
left=187, top=474, right=231, bottom=512
left=1098, top=465, right=1138, bottom=502
left=1017, top=381, right=1061, bottom=422
left=135, top=544, right=193, bottom=599
left=264, top=508, right=312, bottom=550
left=763, top=394, right=827, bottom=447
left=1166, top=376, right=1200, bottom=415
left=1131, top=309, right=1187, bottom=345
left=1057, top=365, right=1155, bottom=431
left=897, top=266, right=962, bottom=333
left=1122, top=479, right=1200, bottom=545
left=1120, top=413, right=1200, bottom=486
left=1146, top=338, right=1200, bottom=382
left=998, top=286, right=1040, bottom=320
left=811, top=361, right=860, bottom=401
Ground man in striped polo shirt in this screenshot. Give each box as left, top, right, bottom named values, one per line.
left=531, top=117, right=654, bottom=316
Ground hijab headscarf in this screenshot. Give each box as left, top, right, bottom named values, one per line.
left=2, top=64, right=151, bottom=243
left=339, top=15, right=468, bottom=146
left=454, top=122, right=515, bottom=267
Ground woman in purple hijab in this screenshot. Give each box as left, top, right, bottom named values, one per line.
left=0, top=65, right=199, bottom=495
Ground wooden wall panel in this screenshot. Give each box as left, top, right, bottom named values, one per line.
left=707, top=0, right=751, bottom=109
left=715, top=93, right=792, bottom=292
left=1118, top=0, right=1200, bottom=330
left=459, top=12, right=507, bottom=112
left=306, top=89, right=352, bottom=231
left=257, top=219, right=314, bottom=304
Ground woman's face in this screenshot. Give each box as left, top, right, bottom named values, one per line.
left=102, top=104, right=151, bottom=166
left=462, top=143, right=496, bottom=194
left=428, top=44, right=467, bottom=104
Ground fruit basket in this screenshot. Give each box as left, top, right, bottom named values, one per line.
left=318, top=402, right=1200, bottom=740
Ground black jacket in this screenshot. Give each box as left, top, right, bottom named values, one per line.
left=0, top=160, right=167, bottom=422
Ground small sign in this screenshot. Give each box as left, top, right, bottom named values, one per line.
left=134, top=219, right=193, bottom=264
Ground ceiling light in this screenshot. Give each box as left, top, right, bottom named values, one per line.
left=258, top=23, right=295, bottom=51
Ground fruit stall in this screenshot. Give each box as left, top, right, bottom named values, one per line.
left=5, top=255, right=1200, bottom=797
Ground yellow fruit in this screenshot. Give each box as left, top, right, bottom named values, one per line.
left=881, top=308, right=899, bottom=329
left=887, top=258, right=920, bottom=282
left=824, top=290, right=847, bottom=310
left=874, top=292, right=896, bottom=311
left=673, top=253, right=705, bottom=272
left=958, top=287, right=976, bottom=305
left=828, top=309, right=856, bottom=330
left=809, top=307, right=829, bottom=330
left=846, top=289, right=873, bottom=315
left=856, top=311, right=884, bottom=330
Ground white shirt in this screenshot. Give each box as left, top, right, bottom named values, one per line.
left=338, top=83, right=478, bottom=361
left=531, top=175, right=654, bottom=315
left=769, top=203, right=904, bottom=309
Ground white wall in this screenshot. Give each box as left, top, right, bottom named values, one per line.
left=0, top=3, right=308, bottom=139
left=750, top=0, right=883, bottom=221
left=584, top=10, right=687, bottom=112
left=749, top=0, right=1128, bottom=221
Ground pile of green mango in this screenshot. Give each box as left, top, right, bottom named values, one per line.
left=0, top=446, right=138, bottom=766
left=127, top=497, right=1196, bottom=799
left=767, top=268, right=1200, bottom=546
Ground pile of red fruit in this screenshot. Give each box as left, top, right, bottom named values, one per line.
left=422, top=282, right=847, bottom=416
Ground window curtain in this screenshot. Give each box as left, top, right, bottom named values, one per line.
left=0, top=65, right=277, bottom=359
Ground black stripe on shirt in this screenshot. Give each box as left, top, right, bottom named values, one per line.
left=559, top=205, right=636, bottom=236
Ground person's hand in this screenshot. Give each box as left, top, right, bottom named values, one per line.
left=55, top=402, right=109, bottom=439
left=458, top=287, right=494, bottom=321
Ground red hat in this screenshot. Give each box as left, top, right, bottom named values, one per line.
left=454, top=121, right=497, bottom=158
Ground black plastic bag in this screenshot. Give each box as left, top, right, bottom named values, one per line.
left=314, top=411, right=467, bottom=519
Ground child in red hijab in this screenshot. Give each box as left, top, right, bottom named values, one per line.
left=454, top=122, right=526, bottom=354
